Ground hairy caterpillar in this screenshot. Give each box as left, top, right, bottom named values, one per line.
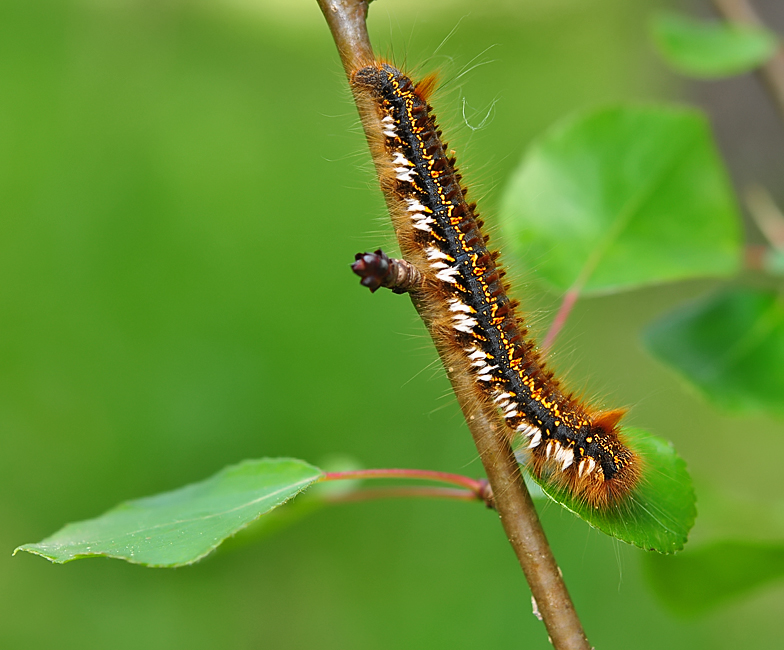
left=350, top=62, right=641, bottom=509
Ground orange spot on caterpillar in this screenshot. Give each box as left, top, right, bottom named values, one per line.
left=350, top=61, right=642, bottom=510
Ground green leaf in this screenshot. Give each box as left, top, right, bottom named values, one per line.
left=15, top=458, right=323, bottom=567
left=522, top=428, right=696, bottom=553
left=643, top=540, right=784, bottom=615
left=651, top=12, right=779, bottom=79
left=500, top=106, right=742, bottom=295
left=645, top=288, right=784, bottom=417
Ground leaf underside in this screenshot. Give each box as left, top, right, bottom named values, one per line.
left=524, top=428, right=696, bottom=554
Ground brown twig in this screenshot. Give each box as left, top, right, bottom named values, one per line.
left=351, top=249, right=423, bottom=293
left=745, top=183, right=784, bottom=249
left=315, top=1, right=590, bottom=648
left=711, top=0, right=784, bottom=123
left=321, top=468, right=492, bottom=506
left=322, top=467, right=490, bottom=497
left=542, top=287, right=580, bottom=351
left=744, top=243, right=767, bottom=270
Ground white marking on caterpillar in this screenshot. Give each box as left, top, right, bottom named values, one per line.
left=396, top=167, right=416, bottom=182
left=555, top=446, right=574, bottom=471
left=392, top=152, right=411, bottom=167
left=452, top=314, right=478, bottom=334
left=406, top=198, right=428, bottom=213
left=578, top=457, right=596, bottom=478
left=427, top=247, right=450, bottom=261
left=517, top=422, right=536, bottom=435
left=382, top=116, right=397, bottom=138
left=435, top=266, right=460, bottom=283
left=467, top=348, right=486, bottom=361
left=528, top=430, right=542, bottom=448
left=412, top=214, right=435, bottom=231
left=448, top=299, right=473, bottom=313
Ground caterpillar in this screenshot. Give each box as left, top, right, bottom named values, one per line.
left=350, top=62, right=641, bottom=509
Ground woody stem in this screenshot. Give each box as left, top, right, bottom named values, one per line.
left=315, top=1, right=591, bottom=649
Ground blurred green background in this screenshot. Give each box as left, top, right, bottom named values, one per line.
left=3, top=0, right=783, bottom=648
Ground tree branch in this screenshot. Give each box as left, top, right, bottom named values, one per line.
left=315, top=1, right=590, bottom=648
left=711, top=0, right=784, bottom=123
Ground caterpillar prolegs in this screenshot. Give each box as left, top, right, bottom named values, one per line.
left=350, top=62, right=641, bottom=509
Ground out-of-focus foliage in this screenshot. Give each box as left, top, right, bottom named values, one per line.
left=645, top=288, right=784, bottom=417
left=501, top=106, right=741, bottom=295
left=651, top=12, right=779, bottom=78
left=644, top=541, right=784, bottom=615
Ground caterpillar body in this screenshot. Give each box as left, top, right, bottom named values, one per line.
left=351, top=62, right=641, bottom=508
